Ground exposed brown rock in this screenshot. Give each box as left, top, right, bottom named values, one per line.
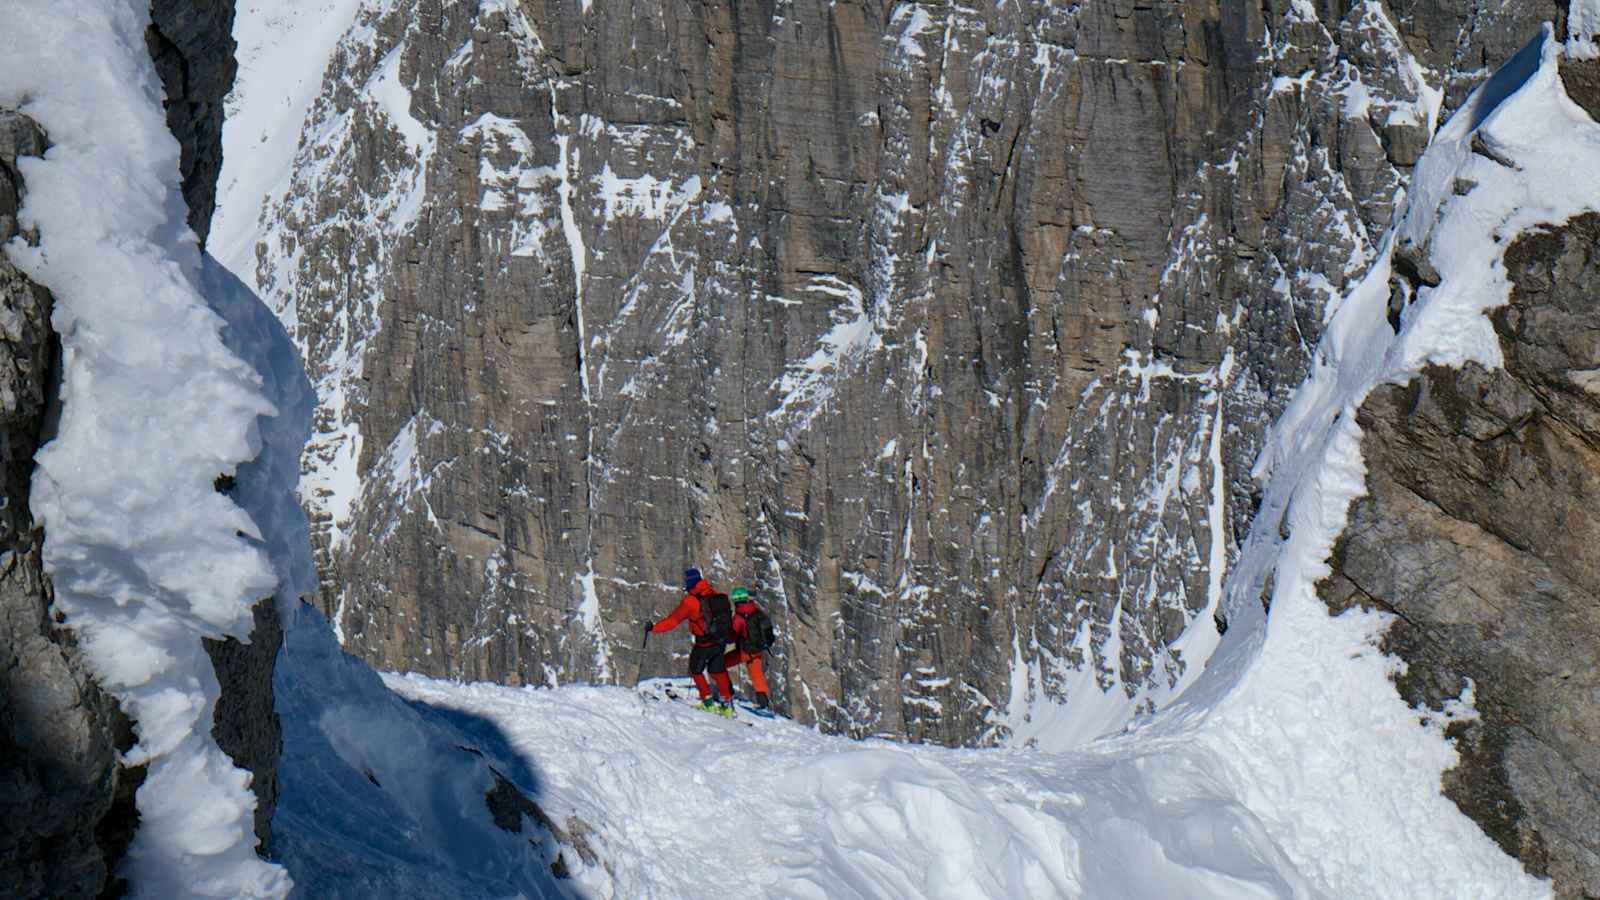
left=1323, top=213, right=1600, bottom=897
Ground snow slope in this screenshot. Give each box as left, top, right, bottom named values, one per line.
left=211, top=0, right=367, bottom=284
left=388, top=674, right=1309, bottom=899
left=385, top=661, right=1531, bottom=900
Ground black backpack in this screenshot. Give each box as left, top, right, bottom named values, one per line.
left=701, top=592, right=733, bottom=643
left=740, top=608, right=776, bottom=653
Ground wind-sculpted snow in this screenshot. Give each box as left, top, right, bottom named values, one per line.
left=0, top=2, right=290, bottom=895
left=384, top=668, right=1546, bottom=899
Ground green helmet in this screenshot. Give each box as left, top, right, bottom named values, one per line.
left=730, top=587, right=750, bottom=602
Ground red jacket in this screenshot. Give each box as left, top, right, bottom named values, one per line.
left=732, top=600, right=760, bottom=643
left=652, top=579, right=717, bottom=639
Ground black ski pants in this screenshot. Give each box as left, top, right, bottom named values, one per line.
left=689, top=641, right=728, bottom=675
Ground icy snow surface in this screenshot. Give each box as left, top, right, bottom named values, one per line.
left=0, top=1, right=290, bottom=896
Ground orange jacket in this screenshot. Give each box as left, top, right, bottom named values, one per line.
left=652, top=579, right=717, bottom=639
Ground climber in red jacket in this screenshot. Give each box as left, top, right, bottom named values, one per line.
left=648, top=567, right=735, bottom=713
left=724, top=587, right=773, bottom=710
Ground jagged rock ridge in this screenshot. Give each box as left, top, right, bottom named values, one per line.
left=1324, top=209, right=1600, bottom=898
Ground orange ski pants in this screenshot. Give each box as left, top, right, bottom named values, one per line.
left=723, top=648, right=769, bottom=696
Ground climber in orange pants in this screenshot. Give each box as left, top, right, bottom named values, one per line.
left=724, top=587, right=776, bottom=710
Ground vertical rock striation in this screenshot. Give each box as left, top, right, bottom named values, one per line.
left=246, top=0, right=1568, bottom=745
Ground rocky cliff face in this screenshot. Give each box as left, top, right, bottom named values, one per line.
left=0, top=108, right=135, bottom=900
left=1, top=0, right=282, bottom=891
left=1323, top=208, right=1600, bottom=897
left=146, top=0, right=239, bottom=245
left=248, top=0, right=1566, bottom=744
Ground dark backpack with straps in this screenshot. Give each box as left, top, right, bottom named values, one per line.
left=701, top=592, right=733, bottom=644
left=740, top=608, right=776, bottom=653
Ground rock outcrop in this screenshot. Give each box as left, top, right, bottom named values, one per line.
left=3, top=1, right=282, bottom=891
left=1323, top=212, right=1600, bottom=895
left=480, top=757, right=602, bottom=881
left=0, top=108, right=133, bottom=900
left=202, top=596, right=285, bottom=850
left=146, top=0, right=239, bottom=245
left=248, top=0, right=1564, bottom=744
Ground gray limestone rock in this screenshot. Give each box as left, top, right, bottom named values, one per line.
left=201, top=596, right=284, bottom=851
left=252, top=0, right=1563, bottom=748
left=0, top=110, right=131, bottom=900
left=1322, top=213, right=1600, bottom=897
left=146, top=0, right=238, bottom=245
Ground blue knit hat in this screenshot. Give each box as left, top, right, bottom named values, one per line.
left=683, top=567, right=702, bottom=590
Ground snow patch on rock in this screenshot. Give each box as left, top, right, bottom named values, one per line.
left=1, top=1, right=292, bottom=895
